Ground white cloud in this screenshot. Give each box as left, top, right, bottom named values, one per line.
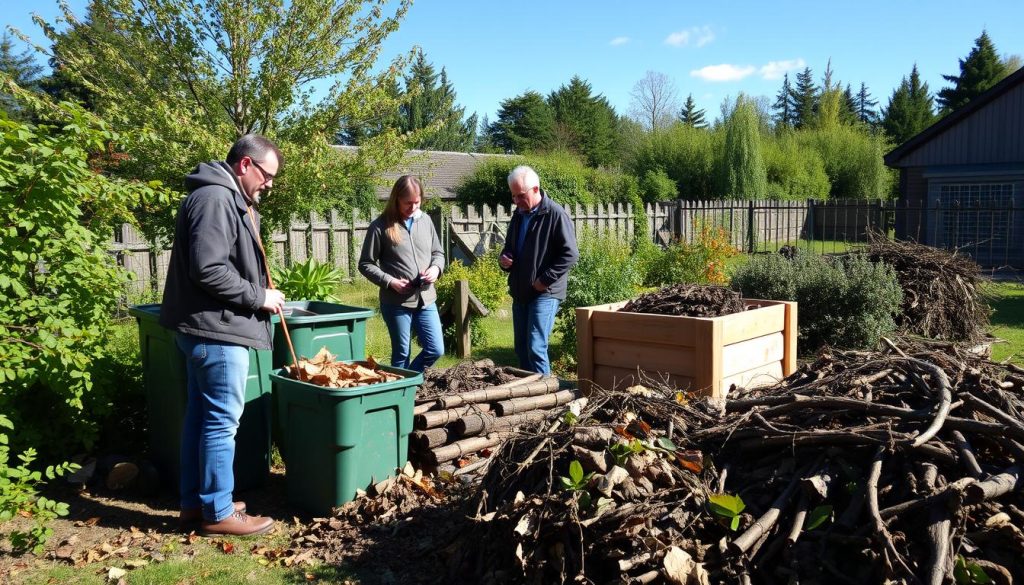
left=759, top=58, right=806, bottom=80
left=665, top=26, right=715, bottom=48
left=690, top=64, right=756, bottom=82
left=609, top=36, right=630, bottom=46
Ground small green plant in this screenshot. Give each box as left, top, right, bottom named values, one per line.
left=954, top=556, right=992, bottom=584
left=272, top=257, right=344, bottom=302
left=708, top=493, right=746, bottom=531
left=559, top=460, right=594, bottom=508
left=804, top=504, right=834, bottom=530
left=0, top=416, right=78, bottom=554
left=608, top=439, right=647, bottom=467
left=562, top=411, right=579, bottom=426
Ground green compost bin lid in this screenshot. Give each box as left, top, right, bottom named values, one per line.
left=271, top=301, right=374, bottom=324
left=271, top=363, right=422, bottom=516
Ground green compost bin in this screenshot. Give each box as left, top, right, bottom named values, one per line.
left=271, top=364, right=421, bottom=516
left=272, top=301, right=374, bottom=367
left=128, top=304, right=273, bottom=492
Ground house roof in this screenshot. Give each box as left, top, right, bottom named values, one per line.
left=884, top=66, right=1024, bottom=166
left=332, top=146, right=517, bottom=200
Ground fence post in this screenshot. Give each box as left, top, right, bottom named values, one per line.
left=454, top=279, right=471, bottom=358
left=746, top=200, right=756, bottom=253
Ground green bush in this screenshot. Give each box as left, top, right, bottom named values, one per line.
left=0, top=86, right=168, bottom=459
left=638, top=223, right=738, bottom=287
left=0, top=415, right=78, bottom=555
left=639, top=168, right=678, bottom=203
left=731, top=253, right=902, bottom=353
left=272, top=256, right=344, bottom=302
left=555, top=229, right=642, bottom=366
left=795, top=126, right=892, bottom=200
left=763, top=132, right=831, bottom=200
left=625, top=123, right=721, bottom=199
left=436, top=249, right=509, bottom=348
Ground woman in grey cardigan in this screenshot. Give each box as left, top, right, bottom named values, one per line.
left=358, top=176, right=445, bottom=371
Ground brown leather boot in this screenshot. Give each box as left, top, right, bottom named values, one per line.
left=179, top=501, right=246, bottom=526
left=200, top=511, right=274, bottom=537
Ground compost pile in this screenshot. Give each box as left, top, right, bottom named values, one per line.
left=868, top=234, right=991, bottom=341
left=419, top=358, right=519, bottom=400
left=411, top=364, right=578, bottom=471
left=283, top=348, right=402, bottom=387
left=447, top=339, right=1024, bottom=585
left=621, top=284, right=746, bottom=317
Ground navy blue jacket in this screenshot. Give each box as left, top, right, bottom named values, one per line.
left=500, top=192, right=579, bottom=302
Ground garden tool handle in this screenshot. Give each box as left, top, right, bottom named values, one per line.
left=247, top=207, right=301, bottom=375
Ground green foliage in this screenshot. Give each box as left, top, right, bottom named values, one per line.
left=559, top=460, right=594, bottom=492
left=638, top=223, right=738, bottom=287
left=804, top=505, right=833, bottom=530
left=790, top=67, right=818, bottom=129
left=731, top=253, right=903, bottom=353
left=718, top=96, right=768, bottom=199
left=679, top=94, right=707, bottom=128
left=763, top=131, right=831, bottom=200
left=708, top=493, right=746, bottom=531
left=938, top=31, right=1008, bottom=113
left=487, top=90, right=555, bottom=154
left=0, top=82, right=168, bottom=456
left=882, top=65, right=937, bottom=146
left=42, top=0, right=416, bottom=240
left=548, top=76, right=619, bottom=167
left=795, top=124, right=892, bottom=200
left=608, top=439, right=646, bottom=467
left=272, top=257, right=344, bottom=302
left=638, top=168, right=678, bottom=203
left=954, top=556, right=992, bottom=584
left=626, top=123, right=719, bottom=200
left=0, top=33, right=43, bottom=121
left=435, top=249, right=508, bottom=348
left=0, top=416, right=78, bottom=555
left=554, top=228, right=642, bottom=362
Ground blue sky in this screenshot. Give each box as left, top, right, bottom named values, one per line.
left=6, top=1, right=1024, bottom=125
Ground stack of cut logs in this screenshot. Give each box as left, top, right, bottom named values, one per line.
left=410, top=366, right=576, bottom=471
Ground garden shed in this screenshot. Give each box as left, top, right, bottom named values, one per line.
left=884, top=67, right=1024, bottom=268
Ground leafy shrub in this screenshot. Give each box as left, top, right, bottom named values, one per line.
left=639, top=168, right=678, bottom=203
left=625, top=123, right=721, bottom=199
left=0, top=415, right=78, bottom=554
left=272, top=257, right=344, bottom=302
left=795, top=125, right=892, bottom=200
left=731, top=253, right=902, bottom=353
left=763, top=132, right=831, bottom=200
left=0, top=85, right=168, bottom=458
left=555, top=229, right=642, bottom=365
left=436, top=249, right=509, bottom=348
left=641, top=222, right=738, bottom=287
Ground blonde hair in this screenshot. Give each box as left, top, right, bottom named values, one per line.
left=384, top=175, right=424, bottom=245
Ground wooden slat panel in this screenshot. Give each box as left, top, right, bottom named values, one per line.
left=575, top=307, right=595, bottom=394
left=721, top=303, right=786, bottom=345
left=590, top=305, right=700, bottom=346
left=592, top=365, right=696, bottom=394
left=721, top=333, right=784, bottom=378
left=593, top=339, right=696, bottom=376
left=721, top=362, right=784, bottom=395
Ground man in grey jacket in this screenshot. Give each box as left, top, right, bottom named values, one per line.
left=160, top=134, right=284, bottom=536
left=499, top=166, right=579, bottom=374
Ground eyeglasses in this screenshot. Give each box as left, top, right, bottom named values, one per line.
left=249, top=158, right=276, bottom=182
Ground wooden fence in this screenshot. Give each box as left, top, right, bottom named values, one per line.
left=111, top=197, right=1019, bottom=297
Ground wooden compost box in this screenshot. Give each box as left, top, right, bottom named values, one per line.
left=576, top=299, right=797, bottom=398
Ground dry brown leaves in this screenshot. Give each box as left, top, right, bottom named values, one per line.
left=284, top=348, right=403, bottom=388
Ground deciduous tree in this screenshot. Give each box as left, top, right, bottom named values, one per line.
left=629, top=70, right=679, bottom=132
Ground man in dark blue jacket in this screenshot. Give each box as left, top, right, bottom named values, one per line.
left=499, top=166, right=579, bottom=374
left=160, top=134, right=284, bottom=536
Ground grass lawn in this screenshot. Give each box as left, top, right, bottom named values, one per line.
left=988, top=281, right=1024, bottom=364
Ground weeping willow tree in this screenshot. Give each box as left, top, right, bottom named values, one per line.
left=718, top=94, right=767, bottom=200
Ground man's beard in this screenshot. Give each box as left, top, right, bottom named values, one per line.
left=250, top=191, right=262, bottom=205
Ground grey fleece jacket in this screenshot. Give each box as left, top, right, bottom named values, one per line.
left=359, top=211, right=445, bottom=308
left=159, top=161, right=272, bottom=349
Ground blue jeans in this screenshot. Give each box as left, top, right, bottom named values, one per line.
left=379, top=303, right=444, bottom=372
left=176, top=333, right=248, bottom=522
left=512, top=296, right=561, bottom=375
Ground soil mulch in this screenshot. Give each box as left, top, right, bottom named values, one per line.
left=621, top=284, right=746, bottom=317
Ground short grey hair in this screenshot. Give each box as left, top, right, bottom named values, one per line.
left=226, top=134, right=284, bottom=167
left=507, top=165, right=540, bottom=190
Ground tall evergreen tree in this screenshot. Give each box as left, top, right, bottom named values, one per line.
left=399, top=53, right=476, bottom=151
left=0, top=33, right=43, bottom=121
left=937, top=31, right=1007, bottom=113
left=854, top=82, right=879, bottom=126
left=882, top=64, right=936, bottom=145
left=790, top=67, right=818, bottom=129
left=489, top=90, right=555, bottom=154
left=772, top=73, right=794, bottom=129
left=840, top=84, right=859, bottom=126
left=679, top=94, right=708, bottom=128
left=547, top=76, right=618, bottom=166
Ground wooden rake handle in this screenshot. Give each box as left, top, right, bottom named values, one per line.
left=247, top=207, right=301, bottom=376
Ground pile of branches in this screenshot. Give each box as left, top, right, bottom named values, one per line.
left=868, top=234, right=991, bottom=341
left=420, top=358, right=519, bottom=400
left=621, top=284, right=746, bottom=317
left=448, top=339, right=1024, bottom=584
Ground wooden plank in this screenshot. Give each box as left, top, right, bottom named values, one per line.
left=721, top=333, right=785, bottom=378
left=592, top=365, right=696, bottom=394
left=721, top=361, right=785, bottom=395
left=455, top=279, right=470, bottom=358
left=693, top=319, right=724, bottom=399
left=591, top=308, right=700, bottom=346
left=721, top=302, right=786, bottom=345
left=782, top=301, right=798, bottom=376
left=575, top=307, right=595, bottom=394
left=592, top=339, right=696, bottom=376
